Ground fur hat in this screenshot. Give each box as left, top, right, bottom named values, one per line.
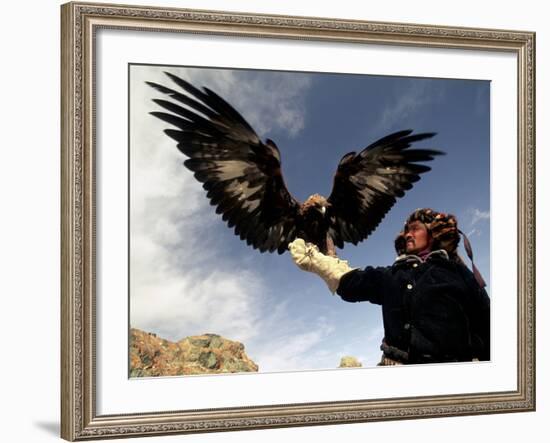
left=394, top=208, right=460, bottom=256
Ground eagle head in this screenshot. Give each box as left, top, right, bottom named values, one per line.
left=301, top=194, right=330, bottom=217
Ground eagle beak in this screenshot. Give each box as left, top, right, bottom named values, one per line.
left=321, top=206, right=326, bottom=215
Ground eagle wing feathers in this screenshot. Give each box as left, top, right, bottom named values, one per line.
left=327, top=130, right=443, bottom=249
left=148, top=72, right=300, bottom=254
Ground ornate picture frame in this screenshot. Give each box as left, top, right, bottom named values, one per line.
left=61, top=1, right=535, bottom=440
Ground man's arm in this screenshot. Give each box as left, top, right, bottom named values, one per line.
left=289, top=238, right=388, bottom=305
left=336, top=268, right=387, bottom=305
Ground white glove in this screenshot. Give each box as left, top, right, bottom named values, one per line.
left=288, top=238, right=356, bottom=293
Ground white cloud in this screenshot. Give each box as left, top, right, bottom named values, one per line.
left=234, top=73, right=311, bottom=137
left=456, top=208, right=489, bottom=242
left=469, top=208, right=490, bottom=227
left=376, top=80, right=445, bottom=132
left=131, top=267, right=265, bottom=344
left=249, top=315, right=337, bottom=372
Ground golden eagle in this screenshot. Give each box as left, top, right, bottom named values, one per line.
left=147, top=72, right=443, bottom=256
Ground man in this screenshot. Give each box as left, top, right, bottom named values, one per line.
left=289, top=208, right=490, bottom=365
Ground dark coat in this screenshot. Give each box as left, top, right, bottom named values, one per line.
left=336, top=250, right=490, bottom=364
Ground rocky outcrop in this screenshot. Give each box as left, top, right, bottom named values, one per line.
left=130, top=328, right=258, bottom=377
left=338, top=356, right=362, bottom=368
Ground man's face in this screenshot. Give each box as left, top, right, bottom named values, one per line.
left=404, top=220, right=433, bottom=254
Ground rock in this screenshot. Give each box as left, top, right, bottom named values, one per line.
left=198, top=351, right=218, bottom=369
left=339, top=356, right=362, bottom=368
left=208, top=335, right=224, bottom=349
left=130, top=328, right=258, bottom=377
left=189, top=337, right=211, bottom=348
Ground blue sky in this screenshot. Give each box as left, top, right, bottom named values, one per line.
left=129, top=65, right=490, bottom=372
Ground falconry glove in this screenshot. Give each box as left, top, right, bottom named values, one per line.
left=289, top=238, right=357, bottom=294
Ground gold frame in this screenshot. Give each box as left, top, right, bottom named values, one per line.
left=61, top=1, right=536, bottom=440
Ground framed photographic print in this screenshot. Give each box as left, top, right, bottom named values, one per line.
left=61, top=1, right=535, bottom=440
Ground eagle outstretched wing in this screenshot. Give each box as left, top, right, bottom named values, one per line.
left=326, top=130, right=443, bottom=249
left=147, top=72, right=300, bottom=254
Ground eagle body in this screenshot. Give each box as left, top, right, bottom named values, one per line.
left=296, top=194, right=334, bottom=255
left=147, top=72, right=444, bottom=255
